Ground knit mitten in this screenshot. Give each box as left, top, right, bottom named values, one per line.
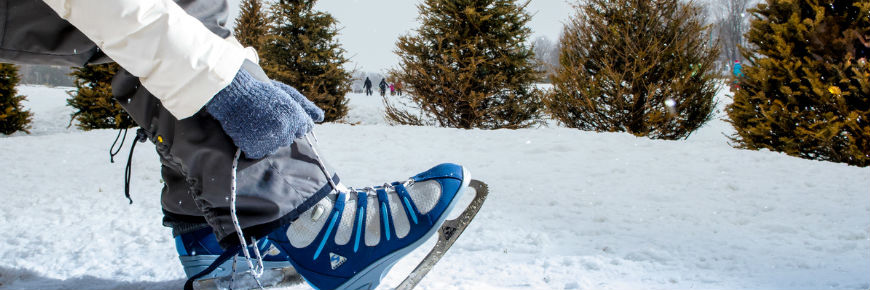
left=206, top=68, right=314, bottom=159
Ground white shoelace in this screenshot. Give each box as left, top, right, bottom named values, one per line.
left=229, top=148, right=265, bottom=290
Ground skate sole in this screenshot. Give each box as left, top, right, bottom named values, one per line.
left=332, top=167, right=473, bottom=290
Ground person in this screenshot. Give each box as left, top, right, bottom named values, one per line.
left=363, top=76, right=373, bottom=96
left=395, top=82, right=403, bottom=96
left=0, top=1, right=475, bottom=290
left=389, top=83, right=395, bottom=96
left=378, top=78, right=388, bottom=97
left=732, top=60, right=744, bottom=89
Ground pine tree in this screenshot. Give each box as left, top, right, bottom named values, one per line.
left=546, top=0, right=720, bottom=140
left=67, top=63, right=134, bottom=130
left=0, top=63, right=32, bottom=134
left=387, top=0, right=543, bottom=129
left=261, top=0, right=352, bottom=122
left=234, top=0, right=269, bottom=52
left=727, top=0, right=870, bottom=167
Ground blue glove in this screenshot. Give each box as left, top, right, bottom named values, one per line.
left=206, top=68, right=314, bottom=159
left=270, top=81, right=325, bottom=123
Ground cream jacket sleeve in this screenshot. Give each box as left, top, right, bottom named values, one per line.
left=41, top=0, right=259, bottom=119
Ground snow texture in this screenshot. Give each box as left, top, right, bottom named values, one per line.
left=1, top=85, right=868, bottom=290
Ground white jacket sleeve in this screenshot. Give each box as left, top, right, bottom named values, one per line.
left=42, top=0, right=259, bottom=119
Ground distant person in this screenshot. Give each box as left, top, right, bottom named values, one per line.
left=389, top=83, right=396, bottom=96
left=732, top=60, right=744, bottom=89
left=395, top=82, right=404, bottom=96
left=379, top=78, right=388, bottom=97
left=363, top=76, right=373, bottom=96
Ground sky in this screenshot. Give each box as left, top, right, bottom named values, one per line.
left=227, top=0, right=576, bottom=73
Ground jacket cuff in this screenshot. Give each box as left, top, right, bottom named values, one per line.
left=159, top=40, right=258, bottom=119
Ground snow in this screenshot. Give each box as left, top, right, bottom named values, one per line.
left=1, top=85, right=868, bottom=290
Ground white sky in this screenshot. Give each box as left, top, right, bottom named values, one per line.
left=227, top=0, right=575, bottom=73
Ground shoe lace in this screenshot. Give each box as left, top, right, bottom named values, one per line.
left=228, top=148, right=266, bottom=290
left=183, top=148, right=265, bottom=290
left=304, top=133, right=414, bottom=197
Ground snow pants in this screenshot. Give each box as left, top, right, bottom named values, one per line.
left=0, top=0, right=336, bottom=247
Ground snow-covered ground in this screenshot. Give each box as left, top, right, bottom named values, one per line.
left=1, top=85, right=868, bottom=290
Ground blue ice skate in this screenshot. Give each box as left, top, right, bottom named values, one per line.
left=267, top=163, right=485, bottom=290
left=176, top=227, right=301, bottom=289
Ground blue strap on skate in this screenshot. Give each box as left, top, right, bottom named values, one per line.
left=376, top=188, right=394, bottom=241
left=183, top=244, right=243, bottom=290
left=354, top=190, right=367, bottom=253
left=313, top=193, right=346, bottom=260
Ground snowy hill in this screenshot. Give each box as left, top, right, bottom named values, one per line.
left=1, top=86, right=868, bottom=290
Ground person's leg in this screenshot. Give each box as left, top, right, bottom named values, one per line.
left=113, top=67, right=338, bottom=246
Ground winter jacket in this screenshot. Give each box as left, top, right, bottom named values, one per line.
left=364, top=77, right=372, bottom=89
left=0, top=0, right=257, bottom=119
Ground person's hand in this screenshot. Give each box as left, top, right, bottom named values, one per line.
left=206, top=68, right=314, bottom=159
left=270, top=81, right=325, bottom=123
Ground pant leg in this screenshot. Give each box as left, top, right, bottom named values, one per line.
left=113, top=69, right=338, bottom=246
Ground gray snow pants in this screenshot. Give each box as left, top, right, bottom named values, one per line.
left=0, top=0, right=336, bottom=246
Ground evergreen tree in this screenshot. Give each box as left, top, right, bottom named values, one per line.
left=262, top=0, right=352, bottom=122
left=67, top=63, right=134, bottom=130
left=234, top=0, right=269, bottom=52
left=727, top=0, right=870, bottom=167
left=546, top=0, right=719, bottom=140
left=0, top=63, right=32, bottom=134
left=387, top=0, right=543, bottom=129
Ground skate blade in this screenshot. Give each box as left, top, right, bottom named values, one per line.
left=193, top=267, right=303, bottom=290
left=395, top=179, right=489, bottom=290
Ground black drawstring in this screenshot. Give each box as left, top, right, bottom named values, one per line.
left=184, top=244, right=243, bottom=290
left=124, top=128, right=148, bottom=204
left=109, top=128, right=129, bottom=163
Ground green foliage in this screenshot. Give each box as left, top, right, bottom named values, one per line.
left=67, top=63, right=134, bottom=130
left=234, top=0, right=269, bottom=52
left=387, top=0, right=543, bottom=129
left=261, top=0, right=352, bottom=122
left=0, top=63, right=32, bottom=134
left=727, top=0, right=870, bottom=166
left=546, top=0, right=720, bottom=140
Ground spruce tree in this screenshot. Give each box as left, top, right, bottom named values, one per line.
left=387, top=0, right=543, bottom=129
left=727, top=0, right=870, bottom=167
left=0, top=63, right=32, bottom=134
left=546, top=0, right=719, bottom=140
left=262, top=0, right=352, bottom=122
left=234, top=0, right=269, bottom=52
left=67, top=63, right=134, bottom=130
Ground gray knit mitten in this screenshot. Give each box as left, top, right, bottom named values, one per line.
left=206, top=69, right=314, bottom=159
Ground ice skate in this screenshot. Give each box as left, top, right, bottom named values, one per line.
left=267, top=163, right=488, bottom=290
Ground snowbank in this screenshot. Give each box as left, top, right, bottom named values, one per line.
left=0, top=86, right=867, bottom=290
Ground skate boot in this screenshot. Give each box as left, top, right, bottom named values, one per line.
left=176, top=227, right=301, bottom=289
left=267, top=163, right=471, bottom=290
